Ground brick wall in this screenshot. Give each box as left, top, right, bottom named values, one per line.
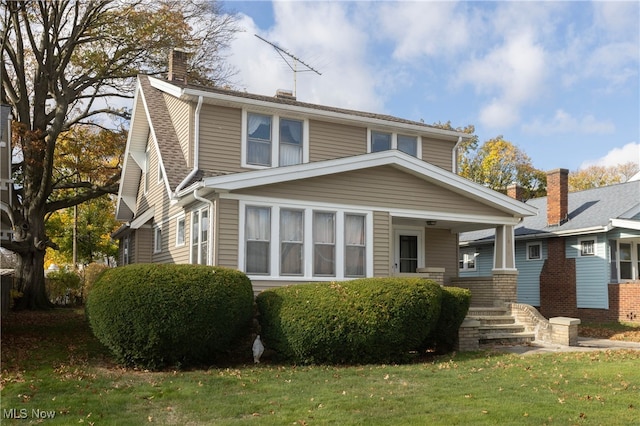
left=578, top=282, right=640, bottom=324
left=540, top=237, right=577, bottom=318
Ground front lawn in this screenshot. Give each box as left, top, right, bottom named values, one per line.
left=1, top=309, right=639, bottom=425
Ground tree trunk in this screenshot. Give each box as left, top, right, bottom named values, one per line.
left=14, top=248, right=52, bottom=310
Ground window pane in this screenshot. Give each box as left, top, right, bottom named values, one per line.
left=345, top=246, right=365, bottom=276
left=467, top=254, right=475, bottom=269
left=280, top=143, right=302, bottom=166
left=620, top=243, right=631, bottom=261
left=528, top=244, right=540, bottom=260
left=281, top=210, right=303, bottom=275
left=371, top=131, right=391, bottom=152
left=314, top=212, right=335, bottom=276
left=397, top=135, right=417, bottom=156
left=177, top=218, right=185, bottom=245
left=620, top=261, right=632, bottom=280
left=248, top=140, right=271, bottom=166
left=247, top=241, right=269, bottom=274
left=247, top=113, right=271, bottom=140
left=581, top=240, right=595, bottom=256
left=280, top=119, right=302, bottom=144
left=345, top=215, right=365, bottom=245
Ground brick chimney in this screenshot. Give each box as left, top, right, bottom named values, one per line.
left=506, top=183, right=524, bottom=201
left=168, top=49, right=188, bottom=83
left=546, top=168, right=569, bottom=226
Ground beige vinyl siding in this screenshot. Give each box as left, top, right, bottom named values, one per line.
left=217, top=198, right=239, bottom=268
left=199, top=104, right=243, bottom=173
left=163, top=93, right=191, bottom=165
left=373, top=211, right=391, bottom=276
left=422, top=137, right=454, bottom=171
left=237, top=166, right=506, bottom=217
left=424, top=228, right=458, bottom=284
left=134, top=227, right=153, bottom=263
left=151, top=214, right=190, bottom=264
left=309, top=119, right=366, bottom=161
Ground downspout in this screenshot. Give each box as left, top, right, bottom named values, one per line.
left=452, top=136, right=463, bottom=174
left=193, top=187, right=215, bottom=266
left=174, top=95, right=203, bottom=198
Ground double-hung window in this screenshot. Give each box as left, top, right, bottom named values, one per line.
left=344, top=214, right=366, bottom=277
left=527, top=242, right=542, bottom=260
left=313, top=212, right=336, bottom=276
left=280, top=209, right=304, bottom=275
left=154, top=226, right=162, bottom=253
left=245, top=112, right=306, bottom=168
left=175, top=216, right=185, bottom=246
left=369, top=130, right=420, bottom=158
left=245, top=206, right=271, bottom=274
left=191, top=208, right=209, bottom=265
left=459, top=250, right=477, bottom=271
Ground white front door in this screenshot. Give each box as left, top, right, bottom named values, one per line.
left=393, top=229, right=424, bottom=273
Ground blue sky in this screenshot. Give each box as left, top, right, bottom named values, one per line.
left=221, top=0, right=639, bottom=173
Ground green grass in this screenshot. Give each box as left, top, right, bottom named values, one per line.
left=2, top=309, right=639, bottom=425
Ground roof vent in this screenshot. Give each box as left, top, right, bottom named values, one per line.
left=275, top=89, right=295, bottom=100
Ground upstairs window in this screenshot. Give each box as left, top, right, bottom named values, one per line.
left=243, top=111, right=307, bottom=168
left=369, top=130, right=420, bottom=158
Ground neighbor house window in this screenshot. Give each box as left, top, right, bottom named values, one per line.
left=154, top=227, right=162, bottom=253
left=313, top=211, right=336, bottom=276
left=580, top=239, right=595, bottom=256
left=243, top=112, right=308, bottom=168
left=345, top=214, right=366, bottom=277
left=280, top=209, right=304, bottom=275
left=191, top=208, right=209, bottom=265
left=176, top=216, right=185, bottom=246
left=369, top=130, right=420, bottom=158
left=527, top=242, right=542, bottom=260
left=245, top=206, right=271, bottom=274
left=459, top=250, right=477, bottom=271
left=247, top=113, right=272, bottom=166
left=619, top=243, right=632, bottom=280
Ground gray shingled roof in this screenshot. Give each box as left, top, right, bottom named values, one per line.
left=138, top=75, right=188, bottom=191
left=460, top=180, right=640, bottom=242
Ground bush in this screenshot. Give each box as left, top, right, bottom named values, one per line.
left=424, top=286, right=471, bottom=352
left=46, top=269, right=82, bottom=306
left=86, top=264, right=254, bottom=369
left=256, top=278, right=442, bottom=364
left=81, top=263, right=110, bottom=302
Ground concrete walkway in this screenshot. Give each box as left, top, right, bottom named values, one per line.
left=485, top=337, right=640, bottom=355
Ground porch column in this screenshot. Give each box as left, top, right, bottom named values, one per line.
left=492, top=225, right=518, bottom=304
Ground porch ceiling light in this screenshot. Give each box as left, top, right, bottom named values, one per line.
left=426, top=220, right=437, bottom=226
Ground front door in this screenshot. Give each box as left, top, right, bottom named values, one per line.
left=393, top=229, right=424, bottom=273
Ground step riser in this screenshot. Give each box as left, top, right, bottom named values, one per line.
left=469, top=317, right=515, bottom=325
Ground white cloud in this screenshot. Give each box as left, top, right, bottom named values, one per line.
left=522, top=109, right=615, bottom=135
left=580, top=142, right=640, bottom=169
left=376, top=2, right=470, bottom=60
left=457, top=32, right=547, bottom=128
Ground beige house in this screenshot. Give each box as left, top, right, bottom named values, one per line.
left=114, top=51, right=536, bottom=297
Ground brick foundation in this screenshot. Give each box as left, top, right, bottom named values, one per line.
left=577, top=282, right=640, bottom=324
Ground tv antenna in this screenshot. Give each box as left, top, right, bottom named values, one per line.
left=255, top=34, right=321, bottom=97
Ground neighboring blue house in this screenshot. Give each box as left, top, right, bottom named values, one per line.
left=459, top=169, right=640, bottom=323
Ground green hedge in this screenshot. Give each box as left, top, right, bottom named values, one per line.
left=256, top=278, right=443, bottom=364
left=86, top=264, right=253, bottom=369
left=424, top=286, right=471, bottom=352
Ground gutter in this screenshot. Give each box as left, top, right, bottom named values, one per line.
left=173, top=95, right=203, bottom=199
left=452, top=136, right=462, bottom=174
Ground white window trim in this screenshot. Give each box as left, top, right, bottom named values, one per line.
left=526, top=242, right=543, bottom=261
left=367, top=129, right=422, bottom=159
left=153, top=226, right=162, bottom=254
left=238, top=200, right=373, bottom=281
left=175, top=215, right=186, bottom=247
left=459, top=249, right=478, bottom=271
left=241, top=110, right=309, bottom=169
left=578, top=237, right=596, bottom=257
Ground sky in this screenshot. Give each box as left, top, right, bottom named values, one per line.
left=220, top=0, right=640, bottom=173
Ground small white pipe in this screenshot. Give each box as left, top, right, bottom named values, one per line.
left=174, top=95, right=203, bottom=197
left=452, top=136, right=463, bottom=174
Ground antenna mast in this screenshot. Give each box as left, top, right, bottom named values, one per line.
left=255, top=34, right=321, bottom=97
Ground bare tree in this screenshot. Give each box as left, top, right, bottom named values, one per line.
left=1, top=0, right=238, bottom=309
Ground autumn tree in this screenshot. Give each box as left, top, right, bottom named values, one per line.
left=568, top=162, right=640, bottom=192
left=1, top=0, right=238, bottom=309
left=459, top=136, right=546, bottom=199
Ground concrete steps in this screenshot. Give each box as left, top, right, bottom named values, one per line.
left=467, top=307, right=535, bottom=346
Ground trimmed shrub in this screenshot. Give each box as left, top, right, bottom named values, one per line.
left=256, top=278, right=442, bottom=364
left=86, top=264, right=253, bottom=369
left=81, top=263, right=110, bottom=302
left=424, top=286, right=471, bottom=352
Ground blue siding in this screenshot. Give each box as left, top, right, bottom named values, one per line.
left=459, top=244, right=493, bottom=277
left=515, top=240, right=545, bottom=306
left=566, top=234, right=609, bottom=309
